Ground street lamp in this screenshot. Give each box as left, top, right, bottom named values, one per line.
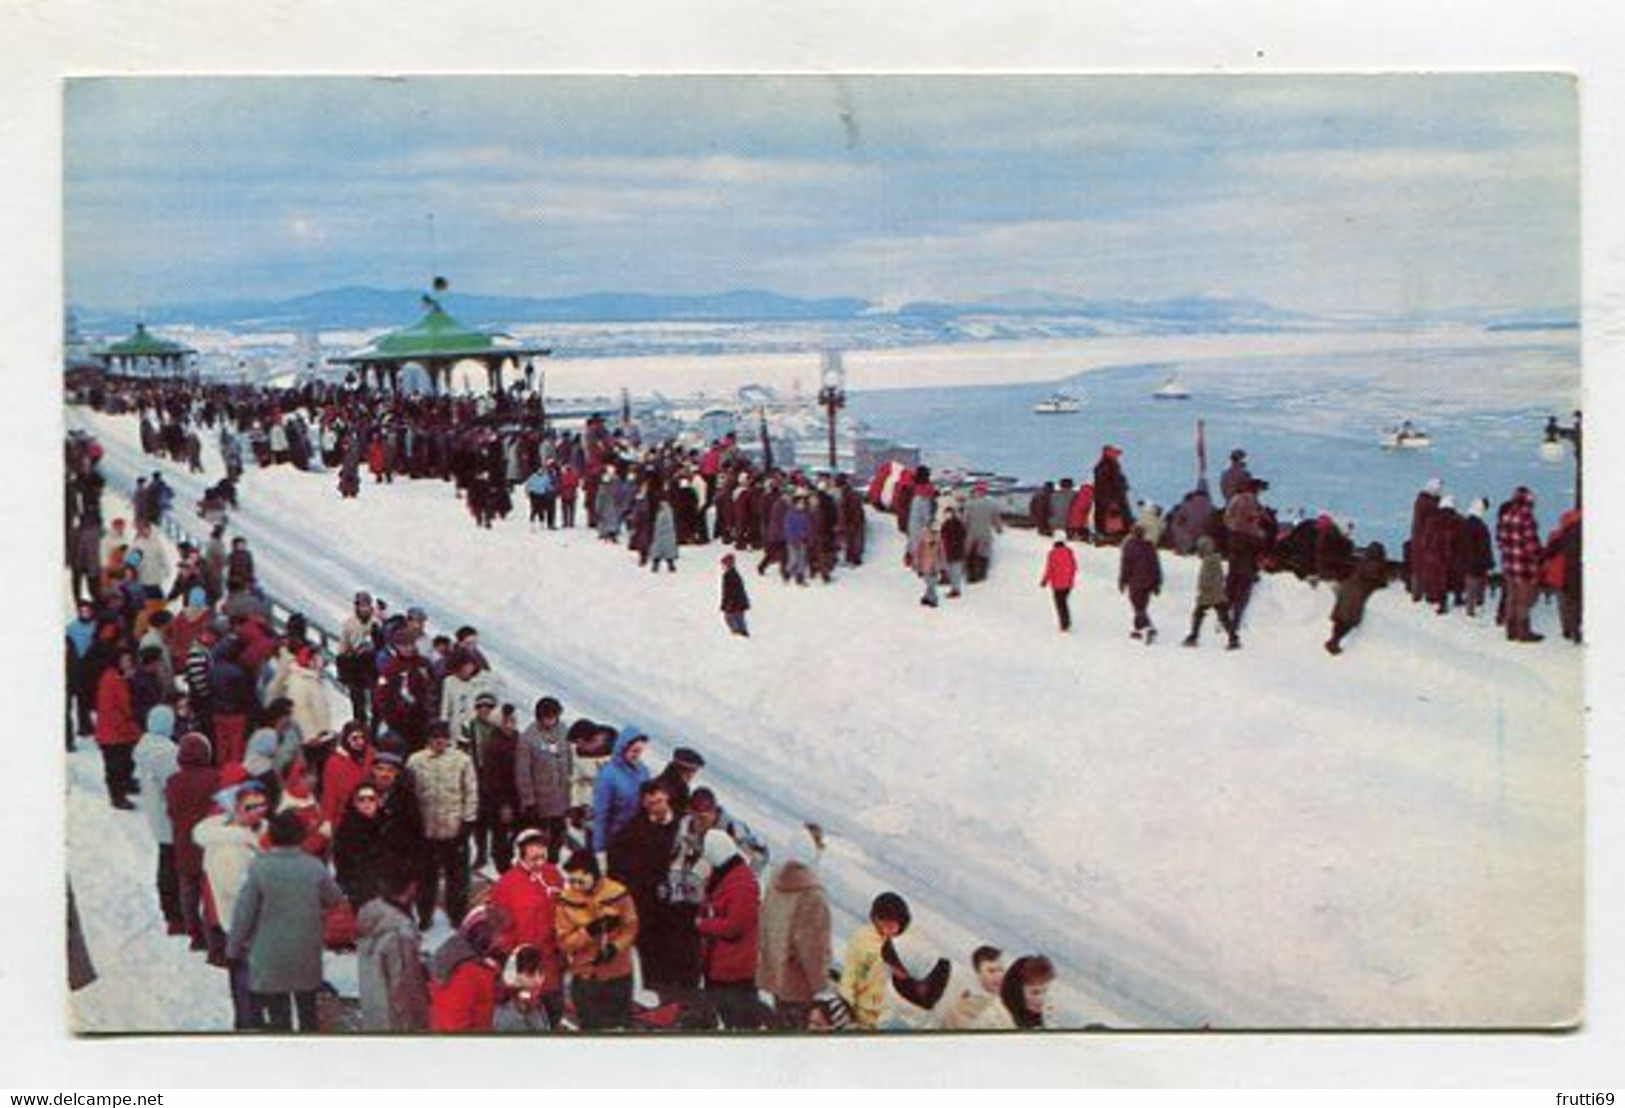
left=1541, top=410, right=1582, bottom=509
left=818, top=351, right=847, bottom=471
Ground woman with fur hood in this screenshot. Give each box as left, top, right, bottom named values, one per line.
left=757, top=853, right=832, bottom=1028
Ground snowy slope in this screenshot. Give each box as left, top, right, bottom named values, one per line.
left=70, top=406, right=1583, bottom=1031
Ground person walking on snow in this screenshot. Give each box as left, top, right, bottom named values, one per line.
left=1039, top=540, right=1078, bottom=632
left=1182, top=536, right=1238, bottom=649
left=720, top=554, right=751, bottom=637
left=1118, top=523, right=1163, bottom=643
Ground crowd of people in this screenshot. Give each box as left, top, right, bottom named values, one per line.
left=64, top=371, right=1584, bottom=1033
left=1018, top=445, right=1583, bottom=655
left=75, top=374, right=1584, bottom=660
left=63, top=416, right=1062, bottom=1034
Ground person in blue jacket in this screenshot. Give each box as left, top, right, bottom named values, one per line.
left=592, top=726, right=651, bottom=859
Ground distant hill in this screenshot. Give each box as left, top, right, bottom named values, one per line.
left=74, top=285, right=1509, bottom=338
left=74, top=287, right=874, bottom=333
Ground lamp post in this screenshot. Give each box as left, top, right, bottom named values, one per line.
left=1540, top=410, right=1582, bottom=509
left=818, top=351, right=847, bottom=471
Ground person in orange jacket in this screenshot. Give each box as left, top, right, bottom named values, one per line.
left=555, top=850, right=639, bottom=1030
left=1039, top=540, right=1079, bottom=633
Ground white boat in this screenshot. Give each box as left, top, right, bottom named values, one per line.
left=1380, top=421, right=1432, bottom=450
left=1152, top=376, right=1190, bottom=401
left=1033, top=390, right=1084, bottom=414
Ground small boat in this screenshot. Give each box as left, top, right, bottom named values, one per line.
left=1033, top=390, right=1084, bottom=414
left=1152, top=376, right=1190, bottom=401
left=1380, top=421, right=1432, bottom=450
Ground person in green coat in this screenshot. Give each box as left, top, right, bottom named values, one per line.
left=228, top=810, right=345, bottom=1032
left=1182, top=536, right=1237, bottom=649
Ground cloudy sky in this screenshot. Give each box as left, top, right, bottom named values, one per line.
left=64, top=75, right=1577, bottom=317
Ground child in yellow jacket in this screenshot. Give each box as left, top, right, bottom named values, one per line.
left=838, top=891, right=911, bottom=1029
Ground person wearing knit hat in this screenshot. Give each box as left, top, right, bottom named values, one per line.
left=654, top=746, right=706, bottom=816
left=695, top=828, right=764, bottom=1028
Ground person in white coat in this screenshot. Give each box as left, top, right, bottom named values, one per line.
left=134, top=704, right=183, bottom=934
left=193, top=782, right=269, bottom=1028
left=440, top=651, right=502, bottom=756
left=128, top=521, right=171, bottom=599
left=935, top=944, right=1015, bottom=1030
left=406, top=721, right=479, bottom=930
left=281, top=645, right=332, bottom=747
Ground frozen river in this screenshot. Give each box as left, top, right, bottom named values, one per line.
left=847, top=331, right=1581, bottom=550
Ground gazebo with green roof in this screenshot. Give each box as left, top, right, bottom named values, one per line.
left=331, top=290, right=551, bottom=395
left=94, top=323, right=196, bottom=378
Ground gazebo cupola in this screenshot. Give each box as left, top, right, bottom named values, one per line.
left=94, top=322, right=196, bottom=378
left=330, top=281, right=551, bottom=395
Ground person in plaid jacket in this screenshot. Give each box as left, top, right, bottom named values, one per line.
left=1495, top=486, right=1544, bottom=643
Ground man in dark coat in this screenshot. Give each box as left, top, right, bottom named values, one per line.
left=374, top=630, right=432, bottom=751
left=1419, top=496, right=1464, bottom=613
left=836, top=475, right=866, bottom=566
left=1029, top=481, right=1055, bottom=537
left=1117, top=524, right=1164, bottom=642
left=720, top=554, right=751, bottom=637
left=1092, top=446, right=1131, bottom=542
left=607, top=781, right=687, bottom=1004
left=1408, top=478, right=1443, bottom=599
left=1460, top=498, right=1496, bottom=617
left=654, top=747, right=706, bottom=816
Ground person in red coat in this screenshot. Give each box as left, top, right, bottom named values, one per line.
left=1039, top=540, right=1079, bottom=632
left=695, top=830, right=763, bottom=1029
left=166, top=732, right=221, bottom=949
left=320, top=723, right=375, bottom=827
left=487, top=829, right=565, bottom=1022
left=428, top=906, right=509, bottom=1032
left=95, top=648, right=142, bottom=809
left=1065, top=483, right=1095, bottom=542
